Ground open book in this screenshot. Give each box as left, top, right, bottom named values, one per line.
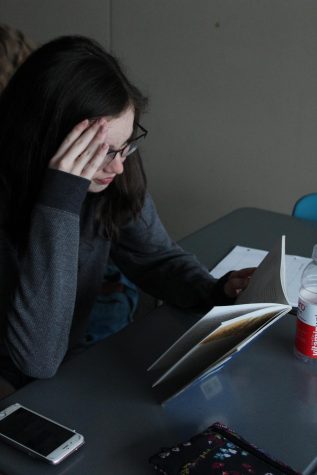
left=148, top=236, right=293, bottom=402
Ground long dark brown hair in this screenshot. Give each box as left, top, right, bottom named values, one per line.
left=0, top=35, right=148, bottom=245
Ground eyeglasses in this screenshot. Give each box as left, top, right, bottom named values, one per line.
left=105, top=123, right=148, bottom=163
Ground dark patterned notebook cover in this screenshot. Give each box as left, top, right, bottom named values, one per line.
left=149, top=422, right=300, bottom=475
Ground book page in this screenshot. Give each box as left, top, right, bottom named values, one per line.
left=153, top=305, right=290, bottom=401
left=284, top=254, right=311, bottom=306
left=236, top=236, right=288, bottom=304
left=201, top=312, right=278, bottom=344
left=148, top=303, right=273, bottom=375
left=151, top=303, right=289, bottom=387
left=210, top=244, right=311, bottom=307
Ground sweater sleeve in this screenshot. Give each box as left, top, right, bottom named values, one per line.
left=0, top=169, right=90, bottom=378
left=111, top=193, right=235, bottom=312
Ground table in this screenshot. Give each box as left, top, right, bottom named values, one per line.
left=0, top=207, right=317, bottom=475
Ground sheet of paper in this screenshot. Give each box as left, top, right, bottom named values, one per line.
left=210, top=245, right=311, bottom=307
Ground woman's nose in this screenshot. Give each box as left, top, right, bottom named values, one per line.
left=104, top=153, right=124, bottom=175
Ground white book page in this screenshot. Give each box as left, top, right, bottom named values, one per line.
left=148, top=303, right=273, bottom=374
left=153, top=304, right=290, bottom=389
left=285, top=255, right=312, bottom=306
left=151, top=303, right=289, bottom=387
left=167, top=305, right=291, bottom=403
left=210, top=242, right=311, bottom=307
left=235, top=236, right=287, bottom=305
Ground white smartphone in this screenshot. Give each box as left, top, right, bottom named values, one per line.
left=0, top=403, right=84, bottom=464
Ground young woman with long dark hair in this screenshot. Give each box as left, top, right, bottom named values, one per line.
left=0, top=35, right=252, bottom=394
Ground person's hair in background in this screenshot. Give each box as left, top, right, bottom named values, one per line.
left=0, top=24, right=35, bottom=93
left=0, top=24, right=36, bottom=399
left=0, top=35, right=148, bottom=247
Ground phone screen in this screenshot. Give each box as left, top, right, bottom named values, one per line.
left=0, top=407, right=74, bottom=456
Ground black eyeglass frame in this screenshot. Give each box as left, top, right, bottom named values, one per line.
left=105, top=122, right=148, bottom=162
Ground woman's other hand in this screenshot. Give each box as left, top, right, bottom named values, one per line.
left=49, top=118, right=109, bottom=180
left=224, top=267, right=255, bottom=298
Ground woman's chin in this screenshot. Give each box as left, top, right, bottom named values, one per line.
left=88, top=181, right=110, bottom=193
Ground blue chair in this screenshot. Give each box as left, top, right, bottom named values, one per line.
left=292, top=193, right=317, bottom=221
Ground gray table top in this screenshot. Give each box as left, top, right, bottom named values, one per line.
left=1, top=207, right=317, bottom=475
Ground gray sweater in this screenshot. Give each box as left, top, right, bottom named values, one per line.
left=0, top=169, right=230, bottom=381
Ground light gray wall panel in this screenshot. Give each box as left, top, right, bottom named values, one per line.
left=110, top=0, right=317, bottom=239
left=0, top=0, right=110, bottom=47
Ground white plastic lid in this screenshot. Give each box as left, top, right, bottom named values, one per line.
left=312, top=244, right=317, bottom=262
